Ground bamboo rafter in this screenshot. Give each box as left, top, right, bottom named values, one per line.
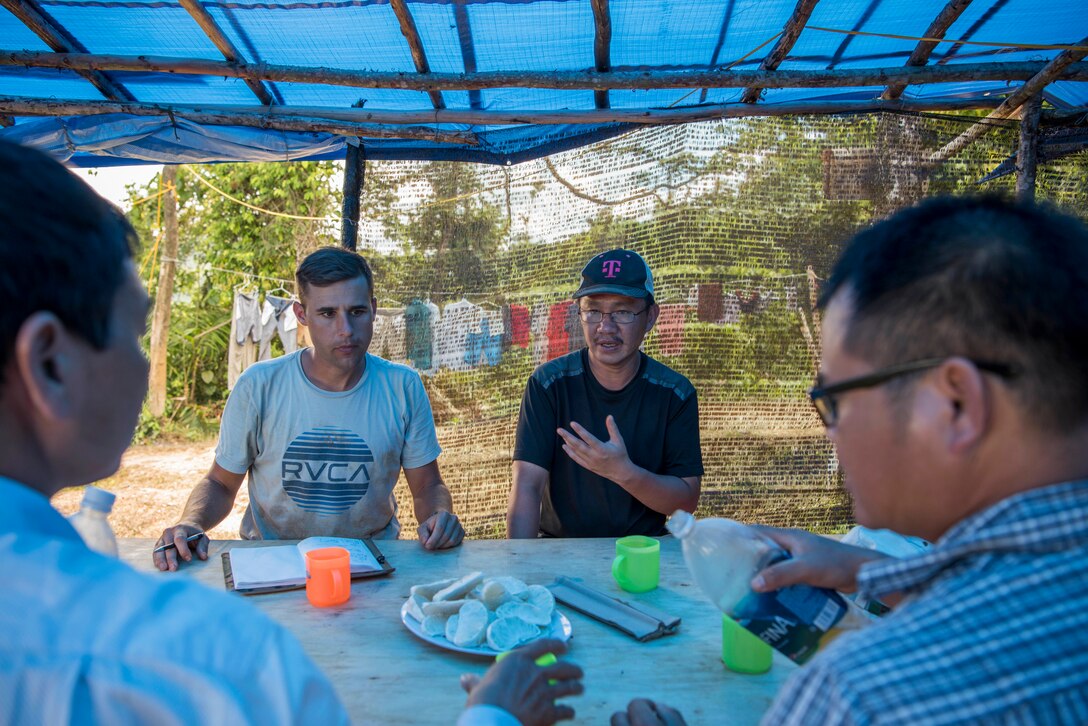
left=5, top=51, right=1086, bottom=91
left=0, top=97, right=477, bottom=143
left=931, top=35, right=1088, bottom=162
left=0, top=95, right=1017, bottom=129
left=741, top=0, right=821, bottom=104
left=176, top=0, right=275, bottom=106
left=0, top=0, right=132, bottom=102
left=389, top=0, right=444, bottom=110
left=591, top=0, right=612, bottom=109
left=883, top=0, right=974, bottom=100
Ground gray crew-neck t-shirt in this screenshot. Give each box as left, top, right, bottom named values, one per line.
left=216, top=350, right=442, bottom=540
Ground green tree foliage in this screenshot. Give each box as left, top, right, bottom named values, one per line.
left=126, top=162, right=343, bottom=431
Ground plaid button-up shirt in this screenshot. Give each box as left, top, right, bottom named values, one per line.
left=762, top=480, right=1088, bottom=725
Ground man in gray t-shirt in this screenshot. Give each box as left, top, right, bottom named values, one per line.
left=155, top=248, right=464, bottom=569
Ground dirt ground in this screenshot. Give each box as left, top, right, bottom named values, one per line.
left=52, top=439, right=250, bottom=540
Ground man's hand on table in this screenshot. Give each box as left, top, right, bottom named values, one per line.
left=152, top=523, right=209, bottom=572
left=417, top=510, right=465, bottom=550
left=611, top=699, right=687, bottom=726
left=461, top=639, right=583, bottom=726
left=749, top=525, right=889, bottom=595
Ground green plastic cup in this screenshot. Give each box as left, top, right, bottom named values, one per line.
left=612, top=535, right=660, bottom=593
left=722, top=614, right=772, bottom=674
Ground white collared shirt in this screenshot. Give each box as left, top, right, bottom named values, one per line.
left=0, top=477, right=349, bottom=726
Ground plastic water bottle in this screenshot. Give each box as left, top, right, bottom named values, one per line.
left=67, top=485, right=119, bottom=557
left=667, top=511, right=870, bottom=664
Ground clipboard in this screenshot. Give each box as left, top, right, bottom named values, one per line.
left=222, top=538, right=395, bottom=595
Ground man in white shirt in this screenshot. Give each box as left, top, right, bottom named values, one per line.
left=155, top=247, right=465, bottom=569
left=0, top=140, right=348, bottom=724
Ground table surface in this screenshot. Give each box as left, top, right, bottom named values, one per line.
left=120, top=537, right=796, bottom=725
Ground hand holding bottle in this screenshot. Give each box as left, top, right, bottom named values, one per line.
left=749, top=525, right=890, bottom=595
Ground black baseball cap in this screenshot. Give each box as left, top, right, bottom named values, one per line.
left=573, top=248, right=654, bottom=300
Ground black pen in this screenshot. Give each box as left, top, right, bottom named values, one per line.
left=153, top=531, right=206, bottom=554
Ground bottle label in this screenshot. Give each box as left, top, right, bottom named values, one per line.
left=731, top=576, right=849, bottom=664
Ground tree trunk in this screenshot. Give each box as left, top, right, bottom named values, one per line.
left=148, top=165, right=179, bottom=417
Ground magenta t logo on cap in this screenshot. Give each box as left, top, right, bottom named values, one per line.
left=574, top=248, right=654, bottom=300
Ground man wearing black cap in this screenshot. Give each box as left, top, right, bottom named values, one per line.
left=507, top=249, right=703, bottom=538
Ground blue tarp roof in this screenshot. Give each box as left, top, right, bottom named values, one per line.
left=1, top=0, right=1086, bottom=166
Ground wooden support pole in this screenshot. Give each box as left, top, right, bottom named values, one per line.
left=1016, top=95, right=1043, bottom=202
left=0, top=0, right=132, bottom=101
left=389, top=0, right=444, bottom=109
left=0, top=96, right=477, bottom=143
left=7, top=51, right=1084, bottom=92
left=341, top=141, right=364, bottom=251
left=882, top=0, right=974, bottom=100
left=0, top=94, right=1013, bottom=127
left=148, top=165, right=179, bottom=418
left=176, top=0, right=275, bottom=106
left=741, top=0, right=820, bottom=104
left=931, top=35, right=1088, bottom=162
left=590, top=0, right=612, bottom=109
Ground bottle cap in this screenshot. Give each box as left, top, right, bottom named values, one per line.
left=665, top=510, right=695, bottom=539
left=80, top=485, right=116, bottom=513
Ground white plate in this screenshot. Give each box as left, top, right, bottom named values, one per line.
left=400, top=600, right=573, bottom=658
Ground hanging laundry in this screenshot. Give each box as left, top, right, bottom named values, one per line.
left=508, top=304, right=530, bottom=349
left=227, top=291, right=260, bottom=390
left=720, top=293, right=742, bottom=324
left=405, top=298, right=436, bottom=372
left=545, top=302, right=570, bottom=362
left=655, top=304, right=686, bottom=357
left=435, top=299, right=483, bottom=371
left=530, top=301, right=549, bottom=364
left=696, top=283, right=723, bottom=323
left=257, top=295, right=299, bottom=361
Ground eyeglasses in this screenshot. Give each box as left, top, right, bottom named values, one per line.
left=808, top=357, right=1016, bottom=427
left=579, top=307, right=649, bottom=325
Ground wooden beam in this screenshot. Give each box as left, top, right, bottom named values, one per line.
left=5, top=52, right=1087, bottom=91
left=0, top=97, right=477, bottom=143
left=741, top=0, right=821, bottom=104
left=590, top=0, right=612, bottom=109
left=389, top=0, right=444, bottom=109
left=341, top=141, right=364, bottom=250
left=0, top=0, right=133, bottom=101
left=1016, top=95, right=1042, bottom=202
left=0, top=94, right=1009, bottom=127
left=148, top=165, right=179, bottom=418
left=453, top=1, right=482, bottom=109
left=931, top=35, right=1088, bottom=162
left=883, top=0, right=974, bottom=100
left=176, top=0, right=275, bottom=106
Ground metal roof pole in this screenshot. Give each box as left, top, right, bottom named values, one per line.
left=341, top=140, right=365, bottom=251
left=1016, top=95, right=1043, bottom=202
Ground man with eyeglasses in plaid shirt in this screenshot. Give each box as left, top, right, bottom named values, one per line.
left=507, top=249, right=703, bottom=538
left=613, top=196, right=1088, bottom=726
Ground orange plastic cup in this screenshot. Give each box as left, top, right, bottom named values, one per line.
left=305, top=546, right=351, bottom=607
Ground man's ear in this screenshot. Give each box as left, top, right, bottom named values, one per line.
left=13, top=311, right=76, bottom=421
left=644, top=302, right=660, bottom=333
left=293, top=300, right=307, bottom=326
left=931, top=357, right=990, bottom=455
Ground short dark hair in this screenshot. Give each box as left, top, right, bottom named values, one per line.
left=0, top=140, right=138, bottom=384
left=820, top=195, right=1088, bottom=431
left=295, top=247, right=374, bottom=303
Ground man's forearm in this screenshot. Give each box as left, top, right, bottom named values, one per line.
left=615, top=465, right=699, bottom=515
left=506, top=493, right=542, bottom=538
left=179, top=477, right=238, bottom=531
left=412, top=480, right=454, bottom=524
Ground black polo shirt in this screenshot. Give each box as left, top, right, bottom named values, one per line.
left=513, top=348, right=703, bottom=537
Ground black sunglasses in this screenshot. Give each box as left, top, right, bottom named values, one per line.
left=808, top=357, right=1016, bottom=427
